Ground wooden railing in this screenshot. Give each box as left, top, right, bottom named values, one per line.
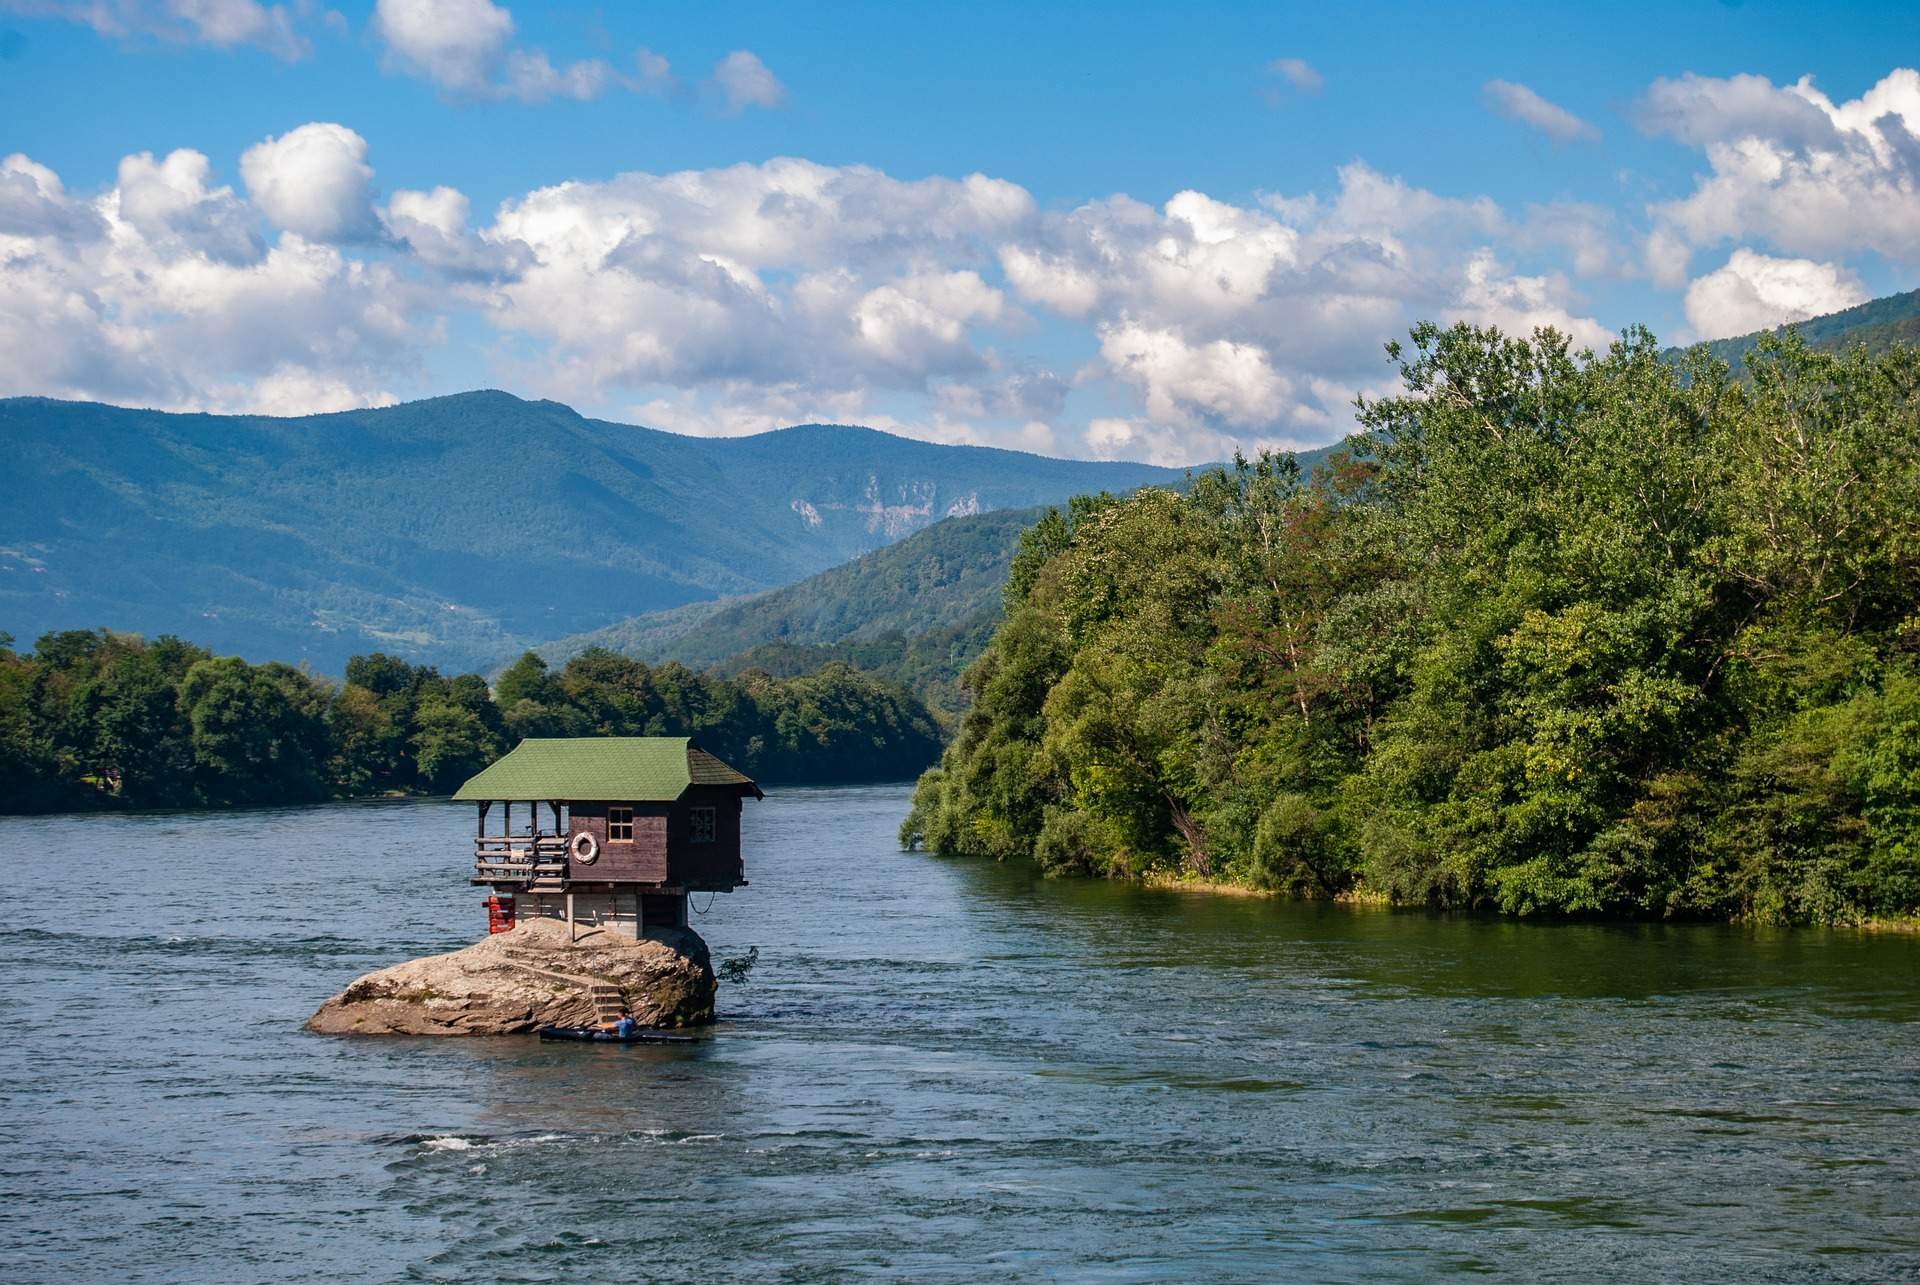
left=474, top=833, right=569, bottom=884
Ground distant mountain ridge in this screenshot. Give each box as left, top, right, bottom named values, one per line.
left=543, top=506, right=1037, bottom=669
left=1676, top=287, right=1920, bottom=367
left=0, top=392, right=1194, bottom=673
left=540, top=506, right=1036, bottom=715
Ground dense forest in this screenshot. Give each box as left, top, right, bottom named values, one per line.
left=904, top=328, right=1920, bottom=924
left=0, top=632, right=943, bottom=813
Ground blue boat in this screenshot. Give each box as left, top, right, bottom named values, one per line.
left=536, top=1025, right=698, bottom=1044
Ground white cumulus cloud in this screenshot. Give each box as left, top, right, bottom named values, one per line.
left=1682, top=249, right=1867, bottom=340
left=502, top=47, right=614, bottom=102
left=372, top=0, right=514, bottom=94
left=997, top=163, right=1608, bottom=457
left=1099, top=322, right=1292, bottom=429
left=114, top=147, right=259, bottom=260
left=710, top=50, right=787, bottom=113
left=240, top=123, right=378, bottom=243
left=0, top=140, right=427, bottom=413
left=1640, top=68, right=1920, bottom=277
left=383, top=184, right=521, bottom=276
left=0, top=136, right=1627, bottom=461
left=479, top=158, right=1032, bottom=401
left=850, top=270, right=1005, bottom=375
left=632, top=47, right=675, bottom=95
left=371, top=0, right=628, bottom=103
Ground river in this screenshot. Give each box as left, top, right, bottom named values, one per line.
left=0, top=786, right=1915, bottom=1281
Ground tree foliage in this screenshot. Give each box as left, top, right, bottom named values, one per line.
left=904, top=327, right=1920, bottom=923
left=0, top=633, right=943, bottom=812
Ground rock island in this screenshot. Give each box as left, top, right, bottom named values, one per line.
left=308, top=736, right=761, bottom=1036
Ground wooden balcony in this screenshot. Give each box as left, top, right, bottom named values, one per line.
left=473, top=833, right=569, bottom=888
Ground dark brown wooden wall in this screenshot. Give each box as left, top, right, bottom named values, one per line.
left=561, top=793, right=746, bottom=888
left=567, top=801, right=668, bottom=882
left=666, top=786, right=746, bottom=889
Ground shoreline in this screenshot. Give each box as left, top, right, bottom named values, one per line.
left=1135, top=870, right=1920, bottom=932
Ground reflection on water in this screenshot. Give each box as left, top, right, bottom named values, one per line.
left=1, top=785, right=1916, bottom=1281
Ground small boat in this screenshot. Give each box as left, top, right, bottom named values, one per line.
left=537, top=1025, right=698, bottom=1044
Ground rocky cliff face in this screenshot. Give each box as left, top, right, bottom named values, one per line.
left=305, top=918, right=715, bottom=1036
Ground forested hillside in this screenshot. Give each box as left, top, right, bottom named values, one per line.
left=906, top=327, right=1920, bottom=924
left=542, top=506, right=1039, bottom=717
left=1, top=392, right=1191, bottom=673
left=539, top=452, right=1337, bottom=720
left=0, top=629, right=943, bottom=812
left=1678, top=287, right=1920, bottom=367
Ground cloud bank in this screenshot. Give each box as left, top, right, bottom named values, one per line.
left=3, top=65, right=1918, bottom=461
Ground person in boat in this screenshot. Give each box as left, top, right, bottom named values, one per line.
left=612, top=1011, right=638, bottom=1039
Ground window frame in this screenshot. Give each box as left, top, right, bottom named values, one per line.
left=607, top=806, right=635, bottom=843
left=688, top=806, right=717, bottom=845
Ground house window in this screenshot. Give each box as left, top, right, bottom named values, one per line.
left=608, top=807, right=634, bottom=842
left=689, top=807, right=717, bottom=845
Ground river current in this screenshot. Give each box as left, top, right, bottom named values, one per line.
left=0, top=786, right=1915, bottom=1281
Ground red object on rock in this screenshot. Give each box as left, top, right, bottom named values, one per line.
left=485, top=896, right=515, bottom=934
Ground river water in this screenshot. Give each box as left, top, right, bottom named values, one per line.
left=0, top=786, right=1916, bottom=1282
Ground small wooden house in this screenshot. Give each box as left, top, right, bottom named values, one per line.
left=455, top=737, right=762, bottom=938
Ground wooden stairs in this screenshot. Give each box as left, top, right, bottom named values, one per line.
left=587, top=984, right=626, bottom=1028
left=496, top=947, right=628, bottom=1027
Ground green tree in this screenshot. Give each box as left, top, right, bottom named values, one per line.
left=908, top=323, right=1920, bottom=924
left=412, top=697, right=494, bottom=793
left=177, top=657, right=329, bottom=805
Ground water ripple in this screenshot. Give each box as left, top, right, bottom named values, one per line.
left=1, top=788, right=1916, bottom=1282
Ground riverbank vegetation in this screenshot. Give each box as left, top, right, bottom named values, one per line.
left=0, top=636, right=942, bottom=813
left=904, top=328, right=1920, bottom=924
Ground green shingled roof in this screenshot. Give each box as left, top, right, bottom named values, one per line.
left=452, top=736, right=760, bottom=802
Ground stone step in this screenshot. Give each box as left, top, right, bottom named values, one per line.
left=496, top=956, right=630, bottom=1018
left=500, top=960, right=598, bottom=989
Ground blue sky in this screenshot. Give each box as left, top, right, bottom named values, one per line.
left=2, top=0, right=1918, bottom=461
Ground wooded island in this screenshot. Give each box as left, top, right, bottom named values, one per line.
left=905, top=329, right=1920, bottom=925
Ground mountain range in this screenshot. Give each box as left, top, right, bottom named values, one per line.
left=1, top=391, right=1191, bottom=673
left=7, top=287, right=1915, bottom=692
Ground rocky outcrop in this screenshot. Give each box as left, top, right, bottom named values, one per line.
left=305, top=919, right=715, bottom=1037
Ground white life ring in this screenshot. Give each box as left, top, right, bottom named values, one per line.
left=571, top=831, right=599, bottom=864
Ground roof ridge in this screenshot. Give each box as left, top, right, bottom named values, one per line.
left=518, top=734, right=692, bottom=743
left=453, top=735, right=753, bottom=802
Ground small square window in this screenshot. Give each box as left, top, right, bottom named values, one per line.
left=689, top=806, right=717, bottom=845
left=608, top=807, right=634, bottom=842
